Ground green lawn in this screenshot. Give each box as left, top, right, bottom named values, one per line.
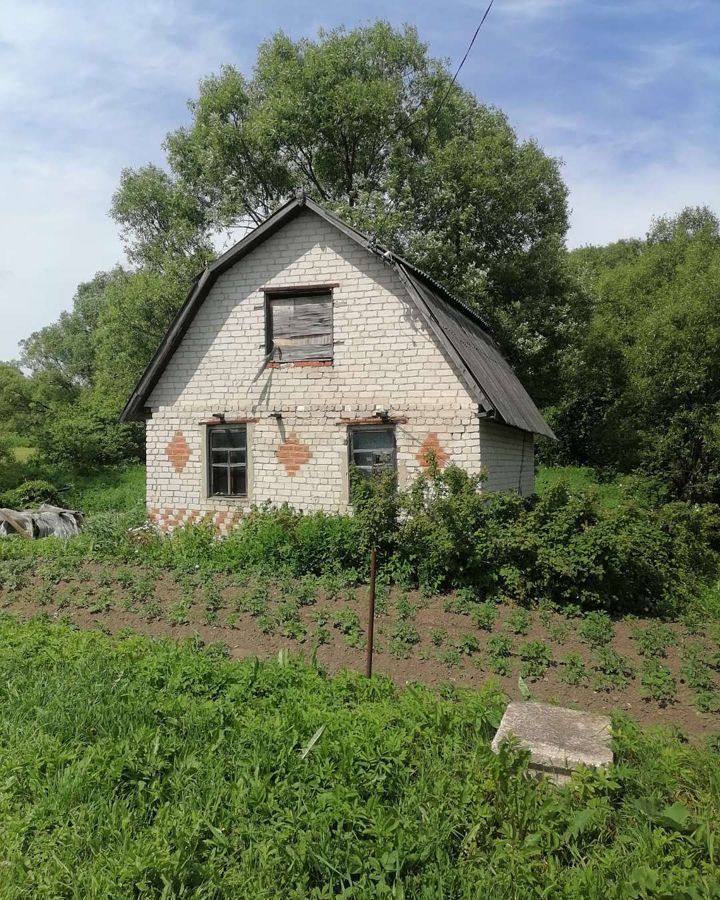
left=535, top=464, right=623, bottom=508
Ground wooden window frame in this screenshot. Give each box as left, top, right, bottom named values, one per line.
left=207, top=424, right=248, bottom=498
left=347, top=425, right=397, bottom=479
left=264, top=287, right=334, bottom=364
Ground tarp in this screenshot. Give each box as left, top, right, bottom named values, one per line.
left=0, top=505, right=84, bottom=539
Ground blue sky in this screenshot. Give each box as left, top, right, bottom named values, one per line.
left=1, top=0, right=718, bottom=361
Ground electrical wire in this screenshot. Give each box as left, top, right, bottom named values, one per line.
left=369, top=0, right=497, bottom=246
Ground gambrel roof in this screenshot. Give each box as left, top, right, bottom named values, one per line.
left=120, top=194, right=554, bottom=438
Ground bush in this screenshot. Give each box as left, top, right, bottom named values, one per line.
left=0, top=479, right=61, bottom=509
left=393, top=469, right=720, bottom=615
left=1, top=463, right=717, bottom=618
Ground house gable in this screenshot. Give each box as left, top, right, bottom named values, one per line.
left=145, top=207, right=478, bottom=415
left=121, top=195, right=554, bottom=440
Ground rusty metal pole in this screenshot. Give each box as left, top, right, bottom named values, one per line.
left=365, top=548, right=377, bottom=678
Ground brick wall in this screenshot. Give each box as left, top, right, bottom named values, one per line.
left=479, top=419, right=535, bottom=496
left=145, top=208, right=533, bottom=530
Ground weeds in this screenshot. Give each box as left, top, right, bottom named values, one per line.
left=2, top=616, right=717, bottom=897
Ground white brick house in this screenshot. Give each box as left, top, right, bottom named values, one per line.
left=121, top=195, right=554, bottom=533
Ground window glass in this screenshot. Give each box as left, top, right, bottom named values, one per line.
left=267, top=293, right=333, bottom=362
left=208, top=426, right=248, bottom=496
left=348, top=426, right=396, bottom=477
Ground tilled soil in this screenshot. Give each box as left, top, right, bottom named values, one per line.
left=2, top=563, right=719, bottom=741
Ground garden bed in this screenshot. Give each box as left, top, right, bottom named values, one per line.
left=2, top=560, right=719, bottom=739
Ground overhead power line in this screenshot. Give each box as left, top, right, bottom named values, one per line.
left=370, top=0, right=497, bottom=245
left=426, top=0, right=497, bottom=135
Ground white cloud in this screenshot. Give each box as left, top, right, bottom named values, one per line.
left=563, top=147, right=720, bottom=247
left=0, top=0, right=242, bottom=360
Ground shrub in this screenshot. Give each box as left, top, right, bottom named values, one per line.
left=0, top=479, right=62, bottom=509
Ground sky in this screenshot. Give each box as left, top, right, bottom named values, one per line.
left=1, top=0, right=718, bottom=361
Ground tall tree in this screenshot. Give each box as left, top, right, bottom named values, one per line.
left=111, top=22, right=573, bottom=401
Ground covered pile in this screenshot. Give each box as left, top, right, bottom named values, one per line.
left=0, top=505, right=84, bottom=539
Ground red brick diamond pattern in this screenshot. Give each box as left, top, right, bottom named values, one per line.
left=166, top=430, right=191, bottom=473
left=276, top=433, right=312, bottom=476
left=416, top=432, right=450, bottom=470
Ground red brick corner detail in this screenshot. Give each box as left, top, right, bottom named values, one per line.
left=276, top=433, right=312, bottom=476
left=416, top=432, right=450, bottom=470
left=166, top=430, right=191, bottom=473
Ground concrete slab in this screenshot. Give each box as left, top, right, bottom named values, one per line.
left=491, top=701, right=613, bottom=784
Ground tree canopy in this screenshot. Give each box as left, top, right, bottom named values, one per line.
left=548, top=206, right=720, bottom=502
left=112, top=22, right=572, bottom=400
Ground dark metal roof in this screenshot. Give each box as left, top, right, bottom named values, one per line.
left=120, top=194, right=554, bottom=438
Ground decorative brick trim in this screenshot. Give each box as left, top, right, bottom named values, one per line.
left=165, top=430, right=191, bottom=473
left=276, top=433, right=312, bottom=476
left=417, top=432, right=450, bottom=469
left=337, top=415, right=409, bottom=426
left=148, top=506, right=245, bottom=536
left=265, top=360, right=333, bottom=369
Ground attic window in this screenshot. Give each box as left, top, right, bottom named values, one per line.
left=265, top=290, right=333, bottom=363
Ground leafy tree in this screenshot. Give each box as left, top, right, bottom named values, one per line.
left=112, top=22, right=574, bottom=402
left=92, top=261, right=199, bottom=410
left=551, top=207, right=720, bottom=502
left=0, top=363, right=36, bottom=435
left=20, top=271, right=121, bottom=396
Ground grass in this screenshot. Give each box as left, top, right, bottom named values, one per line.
left=535, top=465, right=623, bottom=509
left=11, top=446, right=36, bottom=463
left=0, top=616, right=719, bottom=897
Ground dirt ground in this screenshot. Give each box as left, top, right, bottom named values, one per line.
left=2, top=563, right=719, bottom=741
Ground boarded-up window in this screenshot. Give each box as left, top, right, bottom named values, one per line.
left=266, top=292, right=333, bottom=362
left=208, top=426, right=247, bottom=497
left=348, top=426, right=396, bottom=478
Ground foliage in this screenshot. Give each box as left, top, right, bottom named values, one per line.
left=111, top=22, right=572, bottom=404
left=0, top=480, right=61, bottom=510
left=518, top=640, right=553, bottom=680
left=592, top=649, right=635, bottom=692
left=1, top=464, right=718, bottom=622
left=640, top=660, right=678, bottom=706
left=559, top=652, right=588, bottom=685
left=551, top=207, right=720, bottom=504
left=578, top=612, right=614, bottom=648
left=394, top=466, right=720, bottom=613
left=632, top=622, right=675, bottom=659
left=2, top=617, right=718, bottom=896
